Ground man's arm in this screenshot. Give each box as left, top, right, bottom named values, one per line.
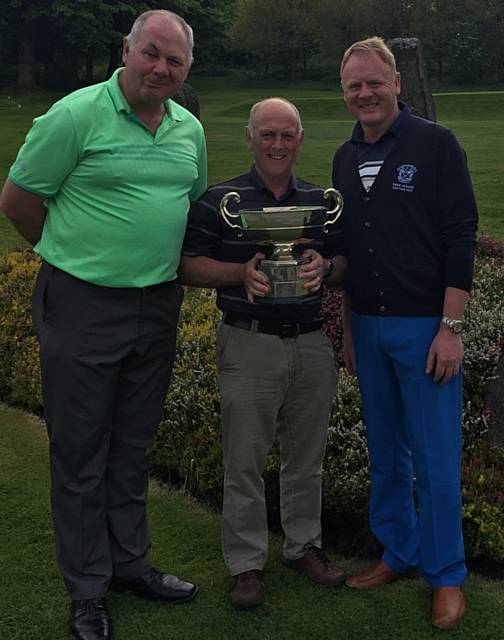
left=179, top=254, right=270, bottom=303
left=0, top=179, right=47, bottom=245
left=425, top=286, right=469, bottom=385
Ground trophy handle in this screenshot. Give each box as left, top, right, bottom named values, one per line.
left=322, top=188, right=344, bottom=233
left=219, top=191, right=243, bottom=236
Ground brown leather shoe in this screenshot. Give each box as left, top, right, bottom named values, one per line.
left=231, top=570, right=265, bottom=609
left=431, top=586, right=465, bottom=630
left=282, top=544, right=346, bottom=587
left=345, top=560, right=400, bottom=589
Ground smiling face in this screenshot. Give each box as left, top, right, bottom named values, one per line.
left=120, top=14, right=190, bottom=112
left=341, top=51, right=401, bottom=143
left=246, top=99, right=304, bottom=190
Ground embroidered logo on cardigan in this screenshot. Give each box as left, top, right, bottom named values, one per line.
left=393, top=164, right=417, bottom=192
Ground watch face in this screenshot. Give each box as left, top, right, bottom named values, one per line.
left=452, top=320, right=463, bottom=334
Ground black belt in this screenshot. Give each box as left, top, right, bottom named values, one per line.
left=222, top=313, right=321, bottom=338
left=142, top=280, right=176, bottom=291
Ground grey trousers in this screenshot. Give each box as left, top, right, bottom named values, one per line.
left=32, top=263, right=182, bottom=599
left=216, top=323, right=337, bottom=576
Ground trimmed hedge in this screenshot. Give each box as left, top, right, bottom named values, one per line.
left=1, top=240, right=503, bottom=560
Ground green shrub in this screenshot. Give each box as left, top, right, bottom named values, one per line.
left=0, top=249, right=42, bottom=412
left=153, top=287, right=223, bottom=503
left=462, top=440, right=504, bottom=561
left=1, top=243, right=504, bottom=561
left=154, top=245, right=504, bottom=560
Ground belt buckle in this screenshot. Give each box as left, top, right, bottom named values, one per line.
left=279, top=323, right=299, bottom=338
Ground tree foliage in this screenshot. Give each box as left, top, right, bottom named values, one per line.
left=231, top=0, right=319, bottom=78
left=1, top=0, right=504, bottom=88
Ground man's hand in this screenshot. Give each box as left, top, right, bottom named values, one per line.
left=298, top=248, right=324, bottom=292
left=243, top=252, right=269, bottom=302
left=426, top=327, right=463, bottom=385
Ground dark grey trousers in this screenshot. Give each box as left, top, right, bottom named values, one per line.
left=32, top=262, right=182, bottom=600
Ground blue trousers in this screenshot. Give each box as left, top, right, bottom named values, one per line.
left=351, top=313, right=466, bottom=587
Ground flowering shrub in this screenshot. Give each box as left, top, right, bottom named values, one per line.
left=477, top=234, right=504, bottom=259
left=153, top=287, right=223, bottom=502
left=462, top=442, right=504, bottom=560
left=0, top=249, right=42, bottom=411
left=1, top=241, right=503, bottom=560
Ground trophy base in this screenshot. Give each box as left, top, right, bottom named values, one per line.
left=255, top=258, right=309, bottom=303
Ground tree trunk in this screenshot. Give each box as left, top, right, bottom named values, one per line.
left=105, top=43, right=121, bottom=79
left=85, top=47, right=95, bottom=85
left=18, top=34, right=37, bottom=89
left=388, top=37, right=436, bottom=122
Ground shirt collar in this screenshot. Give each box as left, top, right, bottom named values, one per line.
left=350, top=101, right=410, bottom=145
left=247, top=164, right=299, bottom=199
left=106, top=67, right=183, bottom=122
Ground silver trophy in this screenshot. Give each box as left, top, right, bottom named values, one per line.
left=219, top=188, right=343, bottom=302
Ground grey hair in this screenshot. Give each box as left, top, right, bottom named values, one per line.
left=247, top=98, right=303, bottom=137
left=340, top=36, right=396, bottom=76
left=126, top=10, right=194, bottom=64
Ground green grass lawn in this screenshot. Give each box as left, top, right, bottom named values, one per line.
left=1, top=404, right=503, bottom=640
left=0, top=80, right=503, bottom=254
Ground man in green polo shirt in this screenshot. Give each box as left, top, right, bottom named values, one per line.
left=0, top=9, right=206, bottom=640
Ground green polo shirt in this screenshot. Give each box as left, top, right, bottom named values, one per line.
left=9, top=68, right=207, bottom=287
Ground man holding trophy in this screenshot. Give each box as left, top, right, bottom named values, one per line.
left=179, top=98, right=346, bottom=609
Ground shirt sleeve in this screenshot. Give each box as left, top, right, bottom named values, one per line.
left=436, top=129, right=478, bottom=292
left=8, top=101, right=80, bottom=198
left=188, top=126, right=208, bottom=204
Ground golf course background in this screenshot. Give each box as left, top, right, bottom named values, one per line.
left=1, top=77, right=503, bottom=255
left=1, top=75, right=503, bottom=640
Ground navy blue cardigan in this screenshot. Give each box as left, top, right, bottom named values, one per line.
left=332, top=106, right=478, bottom=316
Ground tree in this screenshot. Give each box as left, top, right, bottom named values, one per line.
left=0, top=0, right=196, bottom=89
left=464, top=0, right=504, bottom=81
left=183, top=0, right=237, bottom=67
left=231, top=0, right=319, bottom=78
left=411, top=0, right=466, bottom=82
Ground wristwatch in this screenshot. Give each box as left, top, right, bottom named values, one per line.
left=441, top=316, right=464, bottom=334
left=323, top=259, right=334, bottom=281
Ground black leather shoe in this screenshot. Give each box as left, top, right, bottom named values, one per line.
left=70, top=597, right=112, bottom=640
left=110, top=567, right=198, bottom=603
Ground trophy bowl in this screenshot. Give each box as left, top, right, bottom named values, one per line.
left=219, top=188, right=343, bottom=301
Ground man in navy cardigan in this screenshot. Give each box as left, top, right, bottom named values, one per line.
left=332, top=37, right=478, bottom=630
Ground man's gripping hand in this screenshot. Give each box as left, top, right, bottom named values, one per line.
left=243, top=253, right=269, bottom=302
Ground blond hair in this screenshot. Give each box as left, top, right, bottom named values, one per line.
left=340, top=37, right=396, bottom=76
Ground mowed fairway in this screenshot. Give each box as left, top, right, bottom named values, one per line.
left=0, top=80, right=502, bottom=254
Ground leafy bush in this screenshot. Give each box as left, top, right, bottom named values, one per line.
left=0, top=249, right=42, bottom=412
left=154, top=242, right=504, bottom=560
left=462, top=441, right=504, bottom=561
left=153, top=287, right=223, bottom=503
left=1, top=240, right=504, bottom=561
